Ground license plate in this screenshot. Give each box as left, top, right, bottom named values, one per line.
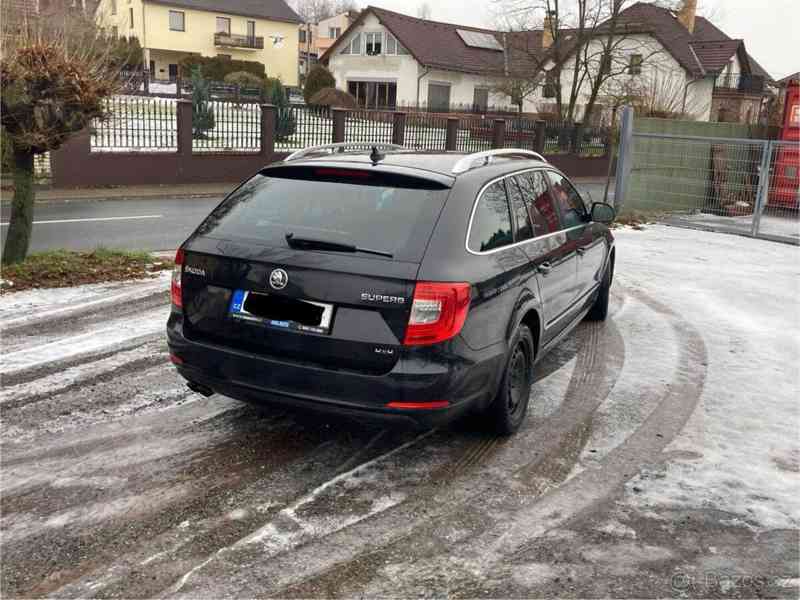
left=229, top=290, right=334, bottom=335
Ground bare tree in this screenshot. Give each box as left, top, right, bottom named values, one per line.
left=491, top=0, right=673, bottom=123
left=1, top=12, right=123, bottom=264
left=293, top=0, right=336, bottom=23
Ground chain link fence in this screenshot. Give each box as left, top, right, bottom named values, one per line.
left=617, top=110, right=798, bottom=244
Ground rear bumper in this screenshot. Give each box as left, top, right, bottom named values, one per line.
left=167, top=316, right=505, bottom=428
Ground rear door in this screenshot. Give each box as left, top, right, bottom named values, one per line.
left=545, top=170, right=605, bottom=305
left=513, top=170, right=577, bottom=338
left=179, top=166, right=450, bottom=375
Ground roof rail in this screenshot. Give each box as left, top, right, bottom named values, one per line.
left=451, top=149, right=547, bottom=174
left=284, top=142, right=407, bottom=162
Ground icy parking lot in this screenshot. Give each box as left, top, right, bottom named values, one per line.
left=1, top=225, right=798, bottom=598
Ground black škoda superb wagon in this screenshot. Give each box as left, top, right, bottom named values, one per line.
left=167, top=145, right=616, bottom=435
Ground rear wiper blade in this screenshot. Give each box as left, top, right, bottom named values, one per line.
left=285, top=233, right=393, bottom=258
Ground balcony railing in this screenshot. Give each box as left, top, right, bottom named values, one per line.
left=714, top=73, right=766, bottom=94
left=214, top=33, right=264, bottom=50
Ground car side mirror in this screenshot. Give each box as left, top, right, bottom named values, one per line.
left=590, top=202, right=616, bottom=224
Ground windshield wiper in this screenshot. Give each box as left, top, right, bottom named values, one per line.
left=285, top=233, right=393, bottom=258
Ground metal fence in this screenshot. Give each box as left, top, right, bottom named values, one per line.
left=345, top=110, right=394, bottom=145
left=406, top=113, right=448, bottom=150
left=87, top=94, right=616, bottom=161
left=193, top=101, right=261, bottom=153
left=274, top=105, right=332, bottom=150
left=92, top=96, right=178, bottom=152
left=617, top=110, right=798, bottom=244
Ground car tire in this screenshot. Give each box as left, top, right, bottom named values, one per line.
left=487, top=324, right=534, bottom=436
left=586, top=257, right=613, bottom=322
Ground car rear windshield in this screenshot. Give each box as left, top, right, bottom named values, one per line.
left=195, top=168, right=450, bottom=262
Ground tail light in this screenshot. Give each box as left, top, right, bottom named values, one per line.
left=171, top=248, right=184, bottom=309
left=403, top=282, right=471, bottom=346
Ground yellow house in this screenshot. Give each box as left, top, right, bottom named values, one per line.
left=95, top=0, right=301, bottom=85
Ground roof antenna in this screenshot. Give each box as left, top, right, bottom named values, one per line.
left=369, top=145, right=385, bottom=165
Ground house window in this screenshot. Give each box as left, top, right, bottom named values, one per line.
left=428, top=82, right=451, bottom=112
left=343, top=32, right=361, bottom=55
left=347, top=81, right=397, bottom=109
left=365, top=32, right=382, bottom=55
left=216, top=17, right=230, bottom=35
left=247, top=20, right=255, bottom=40
left=473, top=87, right=489, bottom=112
left=299, top=29, right=306, bottom=43
left=169, top=10, right=185, bottom=31
left=110, top=0, right=116, bottom=15
left=129, top=7, right=133, bottom=28
left=386, top=32, right=397, bottom=54
left=329, top=26, right=341, bottom=38
left=629, top=54, right=643, bottom=75
left=544, top=70, right=558, bottom=98
left=111, top=25, right=118, bottom=38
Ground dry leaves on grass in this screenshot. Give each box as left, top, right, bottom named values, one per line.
left=0, top=248, right=172, bottom=293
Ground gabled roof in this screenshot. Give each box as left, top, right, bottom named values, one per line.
left=689, top=39, right=743, bottom=73
left=145, top=0, right=301, bottom=24
left=614, top=2, right=772, bottom=81
left=322, top=2, right=772, bottom=84
left=321, top=6, right=573, bottom=77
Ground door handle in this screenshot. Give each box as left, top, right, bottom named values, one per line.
left=576, top=247, right=586, bottom=256
left=538, top=262, right=553, bottom=275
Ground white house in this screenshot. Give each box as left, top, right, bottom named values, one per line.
left=321, top=2, right=772, bottom=124
left=321, top=7, right=557, bottom=113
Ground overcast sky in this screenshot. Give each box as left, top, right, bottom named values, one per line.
left=365, top=0, right=799, bottom=79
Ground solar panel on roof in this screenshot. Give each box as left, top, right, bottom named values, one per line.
left=457, top=29, right=504, bottom=51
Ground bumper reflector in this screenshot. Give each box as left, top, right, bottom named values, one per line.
left=386, top=401, right=449, bottom=410
left=170, top=353, right=184, bottom=365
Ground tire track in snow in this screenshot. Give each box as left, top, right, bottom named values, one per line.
left=0, top=304, right=169, bottom=376
left=0, top=275, right=169, bottom=331
left=159, top=314, right=626, bottom=598
left=260, top=287, right=706, bottom=598
left=481, top=286, right=708, bottom=557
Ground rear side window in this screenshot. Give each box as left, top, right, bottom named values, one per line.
left=547, top=171, right=587, bottom=229
left=195, top=170, right=449, bottom=262
left=515, top=171, right=560, bottom=236
left=506, top=177, right=533, bottom=242
left=468, top=180, right=513, bottom=252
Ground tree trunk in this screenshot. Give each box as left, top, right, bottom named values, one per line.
left=2, top=146, right=35, bottom=265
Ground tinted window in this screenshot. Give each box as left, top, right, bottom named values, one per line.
left=515, top=172, right=559, bottom=236
left=196, top=171, right=448, bottom=262
left=548, top=171, right=587, bottom=229
left=506, top=177, right=533, bottom=242
left=468, top=181, right=513, bottom=252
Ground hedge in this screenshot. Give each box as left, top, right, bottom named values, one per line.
left=179, top=56, right=265, bottom=81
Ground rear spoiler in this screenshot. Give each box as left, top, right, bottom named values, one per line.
left=260, top=162, right=455, bottom=189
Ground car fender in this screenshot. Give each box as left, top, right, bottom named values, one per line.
left=505, top=283, right=544, bottom=355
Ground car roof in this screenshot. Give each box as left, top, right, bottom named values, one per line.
left=266, top=150, right=553, bottom=187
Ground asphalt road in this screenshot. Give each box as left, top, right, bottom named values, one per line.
left=1, top=226, right=796, bottom=599
left=0, top=196, right=223, bottom=253
left=0, top=183, right=613, bottom=253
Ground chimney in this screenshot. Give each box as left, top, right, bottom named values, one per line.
left=542, top=11, right=556, bottom=48
left=677, top=0, right=697, bottom=33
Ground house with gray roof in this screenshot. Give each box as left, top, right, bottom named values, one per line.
left=95, top=0, right=301, bottom=85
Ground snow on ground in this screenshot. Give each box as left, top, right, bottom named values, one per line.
left=611, top=225, right=800, bottom=531
left=0, top=272, right=169, bottom=327
left=667, top=211, right=800, bottom=243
